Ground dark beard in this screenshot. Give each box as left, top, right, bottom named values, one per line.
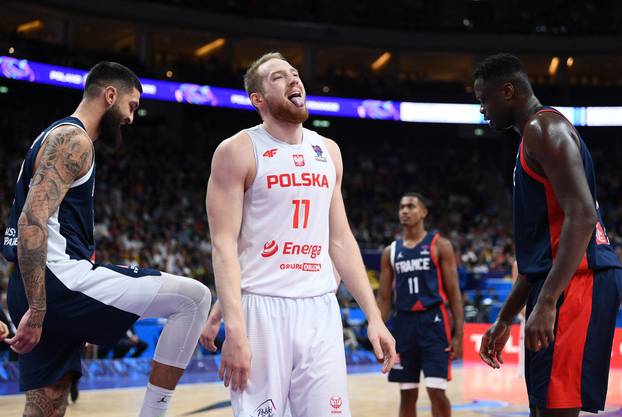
left=267, top=98, right=309, bottom=124
left=98, top=105, right=124, bottom=149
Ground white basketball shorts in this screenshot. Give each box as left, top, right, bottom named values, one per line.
left=231, top=292, right=351, bottom=417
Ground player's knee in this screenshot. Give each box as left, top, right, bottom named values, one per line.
left=196, top=283, right=211, bottom=321
left=181, top=278, right=211, bottom=321
left=399, top=387, right=419, bottom=403
left=426, top=387, right=448, bottom=402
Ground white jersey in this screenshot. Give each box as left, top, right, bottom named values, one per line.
left=238, top=124, right=337, bottom=298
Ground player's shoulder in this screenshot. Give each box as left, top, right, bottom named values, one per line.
left=434, top=235, right=454, bottom=253
left=213, top=130, right=253, bottom=159
left=317, top=134, right=342, bottom=166
left=318, top=134, right=339, bottom=151
left=43, top=124, right=93, bottom=161
left=524, top=109, right=572, bottom=142
left=382, top=242, right=394, bottom=255
left=48, top=124, right=91, bottom=147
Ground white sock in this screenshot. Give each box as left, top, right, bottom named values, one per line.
left=139, top=383, right=174, bottom=417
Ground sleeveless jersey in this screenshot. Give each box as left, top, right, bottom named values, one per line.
left=513, top=107, right=621, bottom=278
left=2, top=116, right=96, bottom=263
left=390, top=232, right=447, bottom=311
left=237, top=125, right=337, bottom=298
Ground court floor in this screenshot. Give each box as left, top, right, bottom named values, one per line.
left=1, top=364, right=621, bottom=416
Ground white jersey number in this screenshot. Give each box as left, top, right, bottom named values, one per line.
left=408, top=277, right=419, bottom=294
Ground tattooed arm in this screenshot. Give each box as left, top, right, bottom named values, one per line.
left=6, top=126, right=93, bottom=354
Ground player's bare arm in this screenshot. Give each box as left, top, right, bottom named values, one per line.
left=7, top=126, right=92, bottom=354
left=480, top=272, right=532, bottom=369
left=206, top=131, right=254, bottom=391
left=376, top=246, right=394, bottom=323
left=436, top=237, right=464, bottom=360
left=200, top=299, right=222, bottom=352
left=0, top=321, right=9, bottom=341
left=521, top=113, right=597, bottom=352
left=323, top=137, right=396, bottom=373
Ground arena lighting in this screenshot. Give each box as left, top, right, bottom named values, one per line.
left=548, top=57, right=560, bottom=76
left=1, top=56, right=622, bottom=126
left=371, top=52, right=391, bottom=71
left=567, top=57, right=574, bottom=68
left=312, top=119, right=330, bottom=128
left=8, top=47, right=14, bottom=54
left=195, top=38, right=226, bottom=57
left=16, top=20, right=43, bottom=33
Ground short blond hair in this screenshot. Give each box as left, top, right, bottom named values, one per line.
left=244, top=52, right=285, bottom=96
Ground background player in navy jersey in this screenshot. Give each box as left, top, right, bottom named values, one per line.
left=475, top=54, right=622, bottom=417
left=377, top=192, right=463, bottom=417
left=2, top=62, right=211, bottom=417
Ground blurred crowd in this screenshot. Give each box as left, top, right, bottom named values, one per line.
left=2, top=80, right=622, bottom=326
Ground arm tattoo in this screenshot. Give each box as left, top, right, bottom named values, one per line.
left=17, top=127, right=93, bottom=317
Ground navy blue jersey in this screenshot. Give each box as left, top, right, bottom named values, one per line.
left=391, top=232, right=446, bottom=311
left=513, top=107, right=621, bottom=278
left=2, top=116, right=96, bottom=263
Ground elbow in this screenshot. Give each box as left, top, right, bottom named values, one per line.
left=568, top=206, right=598, bottom=233
left=580, top=206, right=598, bottom=229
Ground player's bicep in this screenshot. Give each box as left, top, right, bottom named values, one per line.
left=525, top=120, right=594, bottom=216
left=24, top=128, right=93, bottom=219
left=206, top=140, right=248, bottom=245
left=438, top=239, right=459, bottom=290
left=378, top=247, right=394, bottom=299
left=324, top=138, right=350, bottom=241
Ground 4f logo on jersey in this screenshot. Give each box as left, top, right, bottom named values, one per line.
left=263, top=148, right=277, bottom=158
left=293, top=154, right=305, bottom=167
left=311, top=145, right=326, bottom=162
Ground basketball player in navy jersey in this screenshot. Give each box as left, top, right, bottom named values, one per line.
left=475, top=54, right=622, bottom=417
left=377, top=192, right=463, bottom=417
left=2, top=62, right=211, bottom=417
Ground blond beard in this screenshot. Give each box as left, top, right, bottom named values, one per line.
left=266, top=98, right=309, bottom=124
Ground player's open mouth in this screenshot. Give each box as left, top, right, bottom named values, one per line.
left=288, top=91, right=304, bottom=107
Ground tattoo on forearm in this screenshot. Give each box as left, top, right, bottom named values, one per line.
left=17, top=127, right=92, bottom=315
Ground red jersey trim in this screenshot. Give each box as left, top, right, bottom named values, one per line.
left=546, top=270, right=594, bottom=408
left=519, top=140, right=548, bottom=184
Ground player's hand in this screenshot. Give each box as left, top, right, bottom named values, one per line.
left=6, top=307, right=45, bottom=354
left=0, top=321, right=9, bottom=342
left=367, top=319, right=396, bottom=373
left=525, top=299, right=556, bottom=352
left=219, top=330, right=251, bottom=392
left=447, top=333, right=463, bottom=360
left=199, top=315, right=222, bottom=353
left=479, top=320, right=511, bottom=369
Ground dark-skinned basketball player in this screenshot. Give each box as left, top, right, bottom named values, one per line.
left=474, top=53, right=622, bottom=417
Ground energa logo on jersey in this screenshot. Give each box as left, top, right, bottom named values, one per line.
left=261, top=240, right=279, bottom=257
left=261, top=240, right=322, bottom=259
